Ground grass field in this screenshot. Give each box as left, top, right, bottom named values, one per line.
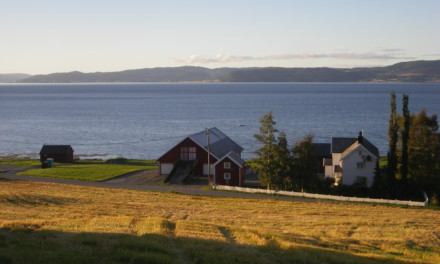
left=13, top=159, right=157, bottom=181
left=0, top=179, right=439, bottom=264
left=0, top=159, right=41, bottom=168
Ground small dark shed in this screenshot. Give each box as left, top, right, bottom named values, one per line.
left=40, top=145, right=74, bottom=163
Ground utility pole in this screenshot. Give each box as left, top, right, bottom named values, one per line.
left=206, top=128, right=211, bottom=188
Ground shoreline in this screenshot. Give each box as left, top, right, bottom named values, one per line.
left=2, top=81, right=440, bottom=84
left=0, top=153, right=122, bottom=160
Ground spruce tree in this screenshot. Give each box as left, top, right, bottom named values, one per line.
left=274, top=131, right=293, bottom=190
left=408, top=109, right=439, bottom=201
left=252, top=111, right=279, bottom=189
left=371, top=160, right=385, bottom=197
left=292, top=134, right=317, bottom=192
left=387, top=91, right=398, bottom=195
left=401, top=94, right=410, bottom=183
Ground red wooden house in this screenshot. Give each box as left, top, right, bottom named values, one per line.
left=157, top=127, right=245, bottom=186
left=213, top=151, right=245, bottom=186
left=39, top=145, right=74, bottom=163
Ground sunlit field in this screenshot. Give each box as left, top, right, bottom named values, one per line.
left=0, top=159, right=41, bottom=168
left=12, top=159, right=157, bottom=181
left=17, top=164, right=154, bottom=181
left=0, top=179, right=439, bottom=264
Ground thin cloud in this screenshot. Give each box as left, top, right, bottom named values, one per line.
left=173, top=52, right=415, bottom=64
left=422, top=53, right=440, bottom=57
left=381, top=48, right=405, bottom=52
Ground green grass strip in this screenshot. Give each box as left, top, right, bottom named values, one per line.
left=0, top=159, right=41, bottom=168
left=17, top=164, right=154, bottom=181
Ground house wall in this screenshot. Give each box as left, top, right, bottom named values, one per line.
left=203, top=164, right=216, bottom=176
left=330, top=152, right=342, bottom=179
left=341, top=148, right=377, bottom=187
left=157, top=137, right=217, bottom=176
left=40, top=151, right=74, bottom=163
left=214, top=157, right=243, bottom=186
left=160, top=163, right=174, bottom=175
left=324, top=165, right=333, bottom=178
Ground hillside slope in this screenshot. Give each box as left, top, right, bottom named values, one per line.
left=0, top=73, right=32, bottom=83
left=18, top=67, right=234, bottom=83
left=222, top=60, right=440, bottom=82
left=14, top=60, right=440, bottom=83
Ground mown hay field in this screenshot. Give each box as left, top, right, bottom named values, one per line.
left=0, top=179, right=439, bottom=264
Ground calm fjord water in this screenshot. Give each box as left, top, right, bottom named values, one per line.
left=1, top=83, right=439, bottom=160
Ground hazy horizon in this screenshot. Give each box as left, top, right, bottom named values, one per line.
left=1, top=0, right=439, bottom=75
left=4, top=60, right=438, bottom=76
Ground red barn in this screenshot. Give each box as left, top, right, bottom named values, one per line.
left=39, top=145, right=74, bottom=163
left=157, top=127, right=245, bottom=185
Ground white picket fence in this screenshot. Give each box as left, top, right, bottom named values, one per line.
left=212, top=185, right=428, bottom=207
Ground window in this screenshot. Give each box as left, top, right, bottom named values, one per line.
left=357, top=162, right=365, bottom=169
left=224, top=173, right=231, bottom=180
left=180, top=147, right=196, bottom=160
left=188, top=147, right=196, bottom=160
left=224, top=162, right=231, bottom=169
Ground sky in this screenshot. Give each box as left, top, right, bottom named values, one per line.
left=1, top=0, right=439, bottom=75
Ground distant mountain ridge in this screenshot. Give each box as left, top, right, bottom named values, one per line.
left=223, top=60, right=440, bottom=83
left=17, top=67, right=235, bottom=83
left=0, top=73, right=32, bottom=83
left=9, top=60, right=440, bottom=83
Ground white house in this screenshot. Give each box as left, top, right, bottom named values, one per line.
left=324, top=132, right=379, bottom=187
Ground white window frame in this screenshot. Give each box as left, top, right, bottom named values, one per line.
left=224, top=173, right=231, bottom=180
left=180, top=147, right=196, bottom=160
left=357, top=162, right=365, bottom=169
left=224, top=162, right=231, bottom=169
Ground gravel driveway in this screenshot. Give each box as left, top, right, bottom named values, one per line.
left=0, top=165, right=316, bottom=203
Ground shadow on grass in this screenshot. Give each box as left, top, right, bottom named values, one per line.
left=0, top=193, right=75, bottom=207
left=0, top=228, right=415, bottom=264
left=0, top=178, right=18, bottom=182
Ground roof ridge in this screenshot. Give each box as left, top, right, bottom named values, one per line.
left=207, top=127, right=224, bottom=141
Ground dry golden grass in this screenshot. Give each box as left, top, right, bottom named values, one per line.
left=0, top=178, right=439, bottom=263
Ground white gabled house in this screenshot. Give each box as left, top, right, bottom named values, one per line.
left=324, top=132, right=379, bottom=187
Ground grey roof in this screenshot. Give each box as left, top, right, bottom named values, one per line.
left=225, top=151, right=246, bottom=167
left=214, top=151, right=246, bottom=167
left=331, top=137, right=379, bottom=157
left=188, top=127, right=244, bottom=159
left=312, top=143, right=331, bottom=157
left=359, top=138, right=379, bottom=157
left=331, top=138, right=357, bottom=153
left=40, top=145, right=73, bottom=155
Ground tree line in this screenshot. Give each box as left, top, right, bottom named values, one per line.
left=375, top=92, right=440, bottom=203
left=251, top=93, right=440, bottom=204
left=249, top=111, right=321, bottom=192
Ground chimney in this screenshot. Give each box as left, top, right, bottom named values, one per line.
left=358, top=131, right=363, bottom=144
